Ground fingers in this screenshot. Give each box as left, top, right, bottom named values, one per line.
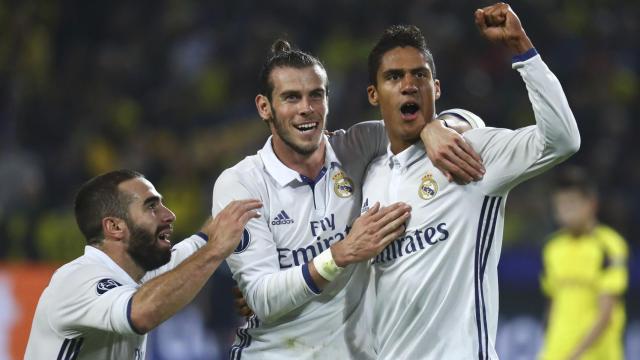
left=366, top=201, right=381, bottom=216
left=369, top=202, right=409, bottom=223
left=446, top=142, right=484, bottom=180
left=479, top=3, right=509, bottom=24
left=220, top=199, right=262, bottom=222
left=377, top=211, right=410, bottom=240
left=232, top=286, right=254, bottom=317
left=436, top=157, right=471, bottom=184
left=474, top=9, right=487, bottom=32
left=370, top=203, right=411, bottom=232
left=379, top=222, right=408, bottom=247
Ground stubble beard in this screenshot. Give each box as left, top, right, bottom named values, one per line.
left=269, top=106, right=322, bottom=156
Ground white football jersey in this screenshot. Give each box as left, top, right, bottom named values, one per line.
left=211, top=122, right=387, bottom=360
left=24, top=234, right=207, bottom=360
left=362, top=53, right=579, bottom=360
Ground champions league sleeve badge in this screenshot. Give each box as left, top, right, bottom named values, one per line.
left=332, top=170, right=354, bottom=198
left=418, top=173, right=438, bottom=200
left=96, top=278, right=123, bottom=295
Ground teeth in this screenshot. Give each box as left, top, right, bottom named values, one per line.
left=296, top=123, right=317, bottom=131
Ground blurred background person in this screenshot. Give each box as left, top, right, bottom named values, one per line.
left=539, top=166, right=628, bottom=360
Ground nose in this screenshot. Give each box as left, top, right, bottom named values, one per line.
left=401, top=75, right=418, bottom=95
left=161, top=205, right=176, bottom=224
left=298, top=98, right=314, bottom=116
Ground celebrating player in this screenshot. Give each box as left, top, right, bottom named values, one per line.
left=211, top=40, right=485, bottom=358
left=24, top=170, right=261, bottom=359
left=362, top=3, right=580, bottom=359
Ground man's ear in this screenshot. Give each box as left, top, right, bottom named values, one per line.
left=103, top=217, right=127, bottom=241
left=256, top=94, right=273, bottom=123
left=434, top=79, right=441, bottom=100
left=367, top=85, right=379, bottom=106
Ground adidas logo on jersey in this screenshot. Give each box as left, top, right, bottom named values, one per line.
left=272, top=210, right=295, bottom=225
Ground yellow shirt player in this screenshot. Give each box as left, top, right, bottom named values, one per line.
left=539, top=167, right=628, bottom=360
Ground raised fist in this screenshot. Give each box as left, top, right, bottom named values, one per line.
left=474, top=3, right=534, bottom=55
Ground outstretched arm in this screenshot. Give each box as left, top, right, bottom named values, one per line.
left=129, top=199, right=262, bottom=333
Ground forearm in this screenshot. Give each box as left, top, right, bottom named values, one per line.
left=570, top=295, right=616, bottom=358
left=246, top=263, right=322, bottom=322
left=130, top=243, right=225, bottom=333
left=142, top=233, right=207, bottom=282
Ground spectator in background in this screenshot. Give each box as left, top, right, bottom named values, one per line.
left=539, top=166, right=628, bottom=360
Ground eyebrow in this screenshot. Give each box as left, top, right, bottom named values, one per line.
left=279, top=88, right=325, bottom=97
left=143, top=195, right=161, bottom=207
left=383, top=66, right=431, bottom=76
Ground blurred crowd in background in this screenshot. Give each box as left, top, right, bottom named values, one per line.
left=1, top=0, right=638, bottom=358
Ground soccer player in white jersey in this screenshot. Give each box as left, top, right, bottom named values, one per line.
left=212, top=40, right=486, bottom=359
left=362, top=3, right=580, bottom=360
left=25, top=170, right=261, bottom=359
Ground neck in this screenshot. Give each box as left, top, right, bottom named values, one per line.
left=272, top=138, right=326, bottom=179
left=389, top=136, right=419, bottom=155
left=568, top=218, right=597, bottom=237
left=94, top=241, right=146, bottom=282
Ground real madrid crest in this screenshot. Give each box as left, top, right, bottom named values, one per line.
left=332, top=170, right=354, bottom=198
left=418, top=173, right=438, bottom=200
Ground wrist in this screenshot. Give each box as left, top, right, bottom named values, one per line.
left=329, top=242, right=350, bottom=268
left=421, top=119, right=446, bottom=141
left=313, top=248, right=345, bottom=281
left=509, top=34, right=534, bottom=56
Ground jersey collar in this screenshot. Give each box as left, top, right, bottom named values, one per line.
left=386, top=142, right=426, bottom=170
left=84, top=246, right=138, bottom=285
left=259, top=135, right=340, bottom=187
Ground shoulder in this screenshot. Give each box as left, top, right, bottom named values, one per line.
left=329, top=121, right=387, bottom=150
left=215, top=155, right=266, bottom=192
left=595, top=225, right=628, bottom=257
left=542, top=230, right=567, bottom=253
left=47, top=260, right=127, bottom=302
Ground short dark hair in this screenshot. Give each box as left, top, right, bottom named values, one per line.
left=258, top=39, right=328, bottom=100
left=368, top=25, right=436, bottom=86
left=553, top=166, right=597, bottom=198
left=74, top=169, right=143, bottom=245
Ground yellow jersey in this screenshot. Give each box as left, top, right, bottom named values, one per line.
left=539, top=225, right=628, bottom=360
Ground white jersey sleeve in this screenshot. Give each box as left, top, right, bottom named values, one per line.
left=47, top=265, right=140, bottom=337
left=464, top=52, right=580, bottom=194
left=212, top=170, right=318, bottom=322
left=141, top=233, right=208, bottom=282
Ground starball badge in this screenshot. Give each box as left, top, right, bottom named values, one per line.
left=418, top=173, right=438, bottom=200
left=332, top=170, right=354, bottom=198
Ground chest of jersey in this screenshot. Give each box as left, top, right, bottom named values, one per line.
left=362, top=156, right=488, bottom=270
left=267, top=165, right=362, bottom=269
left=546, top=237, right=605, bottom=287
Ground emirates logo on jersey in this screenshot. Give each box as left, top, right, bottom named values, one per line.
left=418, top=173, right=438, bottom=200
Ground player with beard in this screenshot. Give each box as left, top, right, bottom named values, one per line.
left=212, top=40, right=486, bottom=359
left=25, top=169, right=262, bottom=360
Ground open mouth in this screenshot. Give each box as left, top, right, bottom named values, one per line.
left=294, top=122, right=319, bottom=133
left=157, top=226, right=173, bottom=244
left=400, top=102, right=420, bottom=116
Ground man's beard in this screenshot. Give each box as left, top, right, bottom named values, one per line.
left=270, top=106, right=322, bottom=156
left=126, top=221, right=172, bottom=272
